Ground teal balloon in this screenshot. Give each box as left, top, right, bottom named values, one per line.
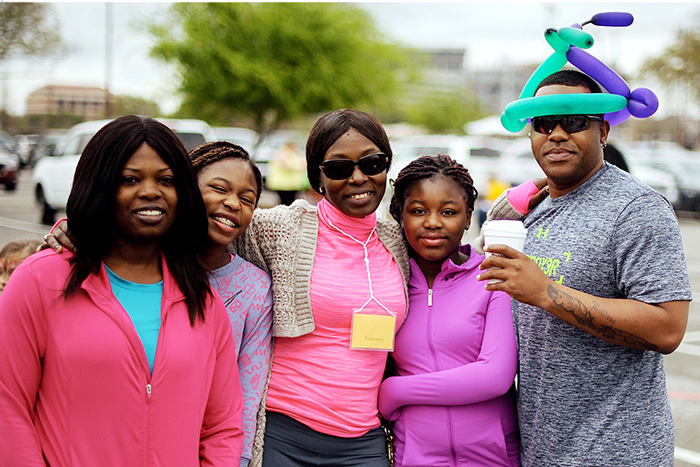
left=557, top=27, right=594, bottom=49
left=500, top=94, right=627, bottom=133
left=519, top=52, right=568, bottom=99
left=545, top=29, right=570, bottom=53
left=500, top=113, right=528, bottom=133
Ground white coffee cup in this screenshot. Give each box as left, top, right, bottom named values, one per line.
left=481, top=220, right=528, bottom=283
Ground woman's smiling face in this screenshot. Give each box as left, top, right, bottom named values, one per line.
left=318, top=128, right=387, bottom=218
left=114, top=143, right=178, bottom=246
left=197, top=157, right=258, bottom=248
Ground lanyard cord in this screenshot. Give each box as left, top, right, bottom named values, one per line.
left=325, top=217, right=395, bottom=316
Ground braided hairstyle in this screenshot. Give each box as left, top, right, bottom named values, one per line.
left=189, top=141, right=263, bottom=206
left=390, top=154, right=478, bottom=225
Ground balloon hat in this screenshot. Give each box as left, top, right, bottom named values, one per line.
left=500, top=12, right=659, bottom=133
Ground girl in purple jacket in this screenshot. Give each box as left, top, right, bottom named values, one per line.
left=379, top=155, right=520, bottom=467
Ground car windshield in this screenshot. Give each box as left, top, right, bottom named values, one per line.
left=175, top=132, right=207, bottom=152
left=679, top=160, right=700, bottom=177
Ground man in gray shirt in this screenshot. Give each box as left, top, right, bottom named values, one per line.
left=479, top=70, right=692, bottom=466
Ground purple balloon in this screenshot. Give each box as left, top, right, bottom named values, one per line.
left=627, top=87, right=659, bottom=118
left=605, top=107, right=631, bottom=127
left=567, top=47, right=630, bottom=96
left=590, top=12, right=634, bottom=27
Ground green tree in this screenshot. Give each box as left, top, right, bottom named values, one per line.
left=0, top=3, right=63, bottom=61
left=148, top=3, right=403, bottom=138
left=640, top=24, right=700, bottom=105
left=113, top=95, right=161, bottom=118
left=405, top=89, right=485, bottom=134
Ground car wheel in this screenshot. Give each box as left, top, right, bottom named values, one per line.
left=41, top=202, right=57, bottom=226
left=5, top=181, right=16, bottom=191
left=36, top=185, right=57, bottom=225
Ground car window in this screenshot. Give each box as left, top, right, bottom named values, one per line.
left=470, top=148, right=500, bottom=158
left=61, top=135, right=84, bottom=156
left=175, top=132, right=206, bottom=152
left=417, top=146, right=449, bottom=155
left=77, top=134, right=95, bottom=155
left=679, top=160, right=700, bottom=177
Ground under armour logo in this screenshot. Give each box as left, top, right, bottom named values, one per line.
left=537, top=228, right=549, bottom=239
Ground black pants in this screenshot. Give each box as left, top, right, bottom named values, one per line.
left=263, top=411, right=390, bottom=467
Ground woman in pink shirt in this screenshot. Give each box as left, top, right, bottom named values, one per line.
left=234, top=109, right=410, bottom=467
left=45, top=110, right=411, bottom=467
left=0, top=115, right=244, bottom=466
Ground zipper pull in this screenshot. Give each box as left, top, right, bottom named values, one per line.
left=146, top=384, right=152, bottom=403
left=428, top=288, right=433, bottom=307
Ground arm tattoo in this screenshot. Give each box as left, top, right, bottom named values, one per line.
left=547, top=284, right=659, bottom=351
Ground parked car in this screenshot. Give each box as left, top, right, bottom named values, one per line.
left=374, top=134, right=505, bottom=220
left=29, top=130, right=67, bottom=167
left=0, top=130, right=19, bottom=158
left=494, top=138, right=681, bottom=207
left=389, top=134, right=505, bottom=195
left=213, top=126, right=259, bottom=152
left=14, top=134, right=40, bottom=168
left=618, top=142, right=700, bottom=217
left=0, top=141, right=20, bottom=191
left=252, top=130, right=306, bottom=182
left=33, top=118, right=216, bottom=225
left=643, top=157, right=700, bottom=216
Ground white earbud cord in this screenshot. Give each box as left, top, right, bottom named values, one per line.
left=325, top=217, right=396, bottom=317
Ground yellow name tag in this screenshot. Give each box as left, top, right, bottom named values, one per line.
left=350, top=313, right=396, bottom=351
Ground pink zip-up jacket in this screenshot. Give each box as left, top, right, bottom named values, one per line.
left=0, top=249, right=244, bottom=466
left=379, top=245, right=520, bottom=467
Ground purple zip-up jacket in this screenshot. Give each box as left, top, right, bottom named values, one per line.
left=379, top=244, right=520, bottom=467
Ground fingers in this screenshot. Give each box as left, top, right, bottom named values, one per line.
left=528, top=184, right=549, bottom=211
left=36, top=238, right=51, bottom=252
left=42, top=233, right=63, bottom=253
left=481, top=244, right=522, bottom=262
left=532, top=178, right=548, bottom=190
left=52, top=229, right=76, bottom=253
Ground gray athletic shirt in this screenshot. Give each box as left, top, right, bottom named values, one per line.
left=516, top=164, right=692, bottom=467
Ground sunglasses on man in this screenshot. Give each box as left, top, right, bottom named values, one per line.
left=531, top=115, right=605, bottom=135
left=319, top=153, right=389, bottom=180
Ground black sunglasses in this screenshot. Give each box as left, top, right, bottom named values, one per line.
left=531, top=115, right=604, bottom=135
left=319, top=153, right=388, bottom=180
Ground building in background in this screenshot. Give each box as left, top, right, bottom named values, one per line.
left=25, top=85, right=114, bottom=118
left=470, top=65, right=537, bottom=115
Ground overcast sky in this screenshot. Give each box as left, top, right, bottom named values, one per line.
left=3, top=2, right=699, bottom=117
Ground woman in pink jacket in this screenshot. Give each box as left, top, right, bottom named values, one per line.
left=379, top=155, right=520, bottom=467
left=0, top=115, right=244, bottom=466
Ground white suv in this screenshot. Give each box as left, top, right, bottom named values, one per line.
left=33, top=118, right=215, bottom=225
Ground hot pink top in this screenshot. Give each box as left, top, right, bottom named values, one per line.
left=506, top=178, right=540, bottom=215
left=265, top=198, right=406, bottom=437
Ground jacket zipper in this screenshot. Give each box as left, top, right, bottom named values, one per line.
left=145, top=383, right=152, bottom=464
left=429, top=277, right=457, bottom=462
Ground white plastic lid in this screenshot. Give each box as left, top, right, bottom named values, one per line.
left=481, top=219, right=528, bottom=234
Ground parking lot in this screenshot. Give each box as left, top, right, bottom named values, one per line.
left=1, top=168, right=699, bottom=466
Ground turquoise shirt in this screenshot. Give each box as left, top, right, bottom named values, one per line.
left=105, top=265, right=162, bottom=373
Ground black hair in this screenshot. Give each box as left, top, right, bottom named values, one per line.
left=306, top=109, right=393, bottom=193
left=189, top=141, right=263, bottom=205
left=535, top=69, right=603, bottom=95
left=64, top=115, right=211, bottom=326
left=390, top=154, right=478, bottom=225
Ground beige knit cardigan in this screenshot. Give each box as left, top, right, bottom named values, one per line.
left=230, top=199, right=411, bottom=467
